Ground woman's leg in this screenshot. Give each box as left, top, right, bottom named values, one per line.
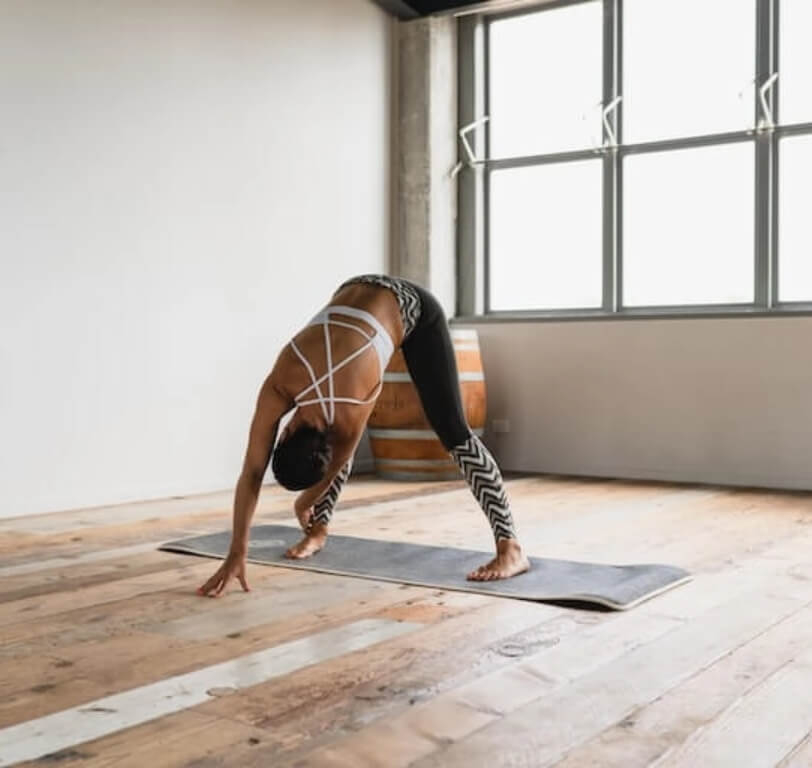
left=400, top=290, right=521, bottom=552
left=448, top=436, right=516, bottom=542
left=312, top=459, right=352, bottom=527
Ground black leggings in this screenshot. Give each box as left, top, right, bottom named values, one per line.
left=314, top=277, right=517, bottom=542
left=401, top=283, right=517, bottom=542
left=401, top=285, right=471, bottom=450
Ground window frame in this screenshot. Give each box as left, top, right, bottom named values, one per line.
left=457, top=0, right=812, bottom=320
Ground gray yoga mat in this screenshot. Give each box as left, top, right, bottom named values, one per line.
left=161, top=524, right=691, bottom=611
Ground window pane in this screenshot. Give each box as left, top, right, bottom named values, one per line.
left=779, top=136, right=812, bottom=302
left=489, top=161, right=602, bottom=311
left=623, top=143, right=755, bottom=307
left=489, top=2, right=603, bottom=158
left=780, top=0, right=812, bottom=125
left=624, top=0, right=756, bottom=143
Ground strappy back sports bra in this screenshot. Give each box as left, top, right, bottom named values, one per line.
left=289, top=305, right=395, bottom=425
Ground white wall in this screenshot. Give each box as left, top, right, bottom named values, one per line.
left=0, top=0, right=392, bottom=518
left=466, top=317, right=812, bottom=491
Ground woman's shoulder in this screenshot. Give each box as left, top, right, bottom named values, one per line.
left=266, top=341, right=308, bottom=400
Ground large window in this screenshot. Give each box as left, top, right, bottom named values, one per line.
left=490, top=160, right=603, bottom=311
left=779, top=136, right=812, bottom=302
left=777, top=0, right=812, bottom=302
left=623, top=143, right=755, bottom=307
left=489, top=2, right=603, bottom=157
left=461, top=0, right=812, bottom=316
left=623, top=0, right=756, bottom=143
left=780, top=0, right=812, bottom=127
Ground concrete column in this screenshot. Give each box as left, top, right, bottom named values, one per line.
left=393, top=16, right=458, bottom=315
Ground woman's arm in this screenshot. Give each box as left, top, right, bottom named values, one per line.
left=293, top=423, right=365, bottom=517
left=283, top=428, right=363, bottom=560
left=198, top=377, right=292, bottom=596
left=229, top=381, right=290, bottom=553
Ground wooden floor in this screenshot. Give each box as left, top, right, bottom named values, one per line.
left=1, top=474, right=811, bottom=767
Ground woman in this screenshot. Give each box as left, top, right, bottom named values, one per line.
left=198, top=275, right=528, bottom=597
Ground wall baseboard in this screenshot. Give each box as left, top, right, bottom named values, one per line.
left=498, top=459, right=812, bottom=494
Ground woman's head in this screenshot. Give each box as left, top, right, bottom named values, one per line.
left=271, top=424, right=331, bottom=490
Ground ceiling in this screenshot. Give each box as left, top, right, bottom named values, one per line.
left=372, top=0, right=550, bottom=20
left=403, top=0, right=481, bottom=13
left=371, top=0, right=484, bottom=19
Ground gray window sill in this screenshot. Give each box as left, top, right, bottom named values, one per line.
left=452, top=305, right=812, bottom=324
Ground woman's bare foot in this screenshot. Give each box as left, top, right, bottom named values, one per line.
left=467, top=538, right=530, bottom=581
left=285, top=523, right=327, bottom=559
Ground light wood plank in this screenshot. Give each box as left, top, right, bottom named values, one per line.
left=0, top=619, right=421, bottom=766
left=0, top=678, right=109, bottom=730
left=0, top=581, right=428, bottom=722
left=66, top=711, right=271, bottom=768
left=550, top=603, right=812, bottom=767
left=0, top=476, right=455, bottom=537
left=0, top=633, right=194, bottom=725
left=0, top=543, right=169, bottom=580
left=224, top=532, right=812, bottom=768
left=5, top=590, right=483, bottom=766
left=146, top=575, right=385, bottom=641
left=2, top=476, right=810, bottom=768
left=0, top=575, right=375, bottom=671
left=777, top=731, right=812, bottom=768
left=11, top=710, right=223, bottom=768
left=0, top=562, right=212, bottom=626
left=655, top=647, right=812, bottom=768
left=406, top=574, right=809, bottom=767
left=0, top=550, right=192, bottom=603
left=194, top=597, right=569, bottom=765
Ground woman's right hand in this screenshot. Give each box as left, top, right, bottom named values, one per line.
left=196, top=549, right=250, bottom=597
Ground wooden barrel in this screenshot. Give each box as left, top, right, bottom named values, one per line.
left=368, top=328, right=486, bottom=480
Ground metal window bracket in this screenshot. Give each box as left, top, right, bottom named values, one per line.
left=586, top=96, right=622, bottom=154
left=757, top=72, right=779, bottom=132
left=450, top=115, right=490, bottom=179
left=602, top=96, right=622, bottom=150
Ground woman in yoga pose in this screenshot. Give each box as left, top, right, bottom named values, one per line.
left=198, top=275, right=528, bottom=597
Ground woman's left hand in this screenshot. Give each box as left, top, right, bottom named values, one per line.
left=296, top=505, right=314, bottom=532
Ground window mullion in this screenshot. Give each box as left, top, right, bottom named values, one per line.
left=770, top=0, right=780, bottom=306
left=456, top=15, right=486, bottom=317
left=603, top=0, right=620, bottom=313
left=754, top=0, right=775, bottom=308
left=483, top=16, right=492, bottom=314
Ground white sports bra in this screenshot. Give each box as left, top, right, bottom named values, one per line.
left=290, top=305, right=395, bottom=425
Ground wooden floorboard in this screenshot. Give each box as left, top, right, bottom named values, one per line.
left=655, top=646, right=812, bottom=768
left=1, top=475, right=810, bottom=767
left=295, top=533, right=812, bottom=768
left=548, top=604, right=812, bottom=767
left=408, top=590, right=809, bottom=767
left=777, top=731, right=812, bottom=768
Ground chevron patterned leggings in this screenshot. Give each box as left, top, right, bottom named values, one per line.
left=310, top=281, right=517, bottom=543
left=449, top=435, right=517, bottom=541
left=311, top=434, right=517, bottom=543
left=312, top=459, right=352, bottom=527
left=401, top=285, right=517, bottom=543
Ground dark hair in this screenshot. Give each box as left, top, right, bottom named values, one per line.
left=271, top=425, right=331, bottom=490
